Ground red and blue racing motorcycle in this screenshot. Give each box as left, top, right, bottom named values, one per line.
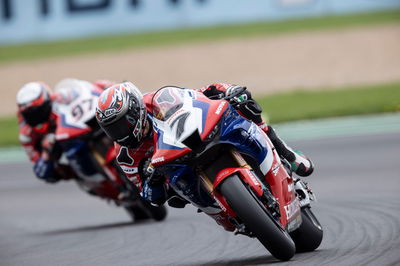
left=150, top=86, right=323, bottom=261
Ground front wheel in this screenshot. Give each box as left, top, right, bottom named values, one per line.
left=219, top=175, right=296, bottom=261
left=290, top=207, right=323, bottom=252
left=125, top=202, right=168, bottom=222
left=143, top=201, right=168, bottom=221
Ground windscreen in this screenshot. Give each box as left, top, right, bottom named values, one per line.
left=152, top=86, right=186, bottom=122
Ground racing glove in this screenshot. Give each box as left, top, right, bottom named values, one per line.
left=140, top=163, right=168, bottom=206
left=33, top=157, right=58, bottom=183
left=141, top=179, right=168, bottom=206
left=226, top=86, right=263, bottom=124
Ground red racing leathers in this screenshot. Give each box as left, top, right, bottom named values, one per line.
left=18, top=80, right=114, bottom=182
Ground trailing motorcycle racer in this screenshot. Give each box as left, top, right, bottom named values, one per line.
left=17, top=78, right=116, bottom=188
left=95, top=82, right=314, bottom=206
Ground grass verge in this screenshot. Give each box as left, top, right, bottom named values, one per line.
left=1, top=82, right=399, bottom=147
left=1, top=9, right=399, bottom=63
left=0, top=117, right=19, bottom=147
left=258, top=83, right=400, bottom=124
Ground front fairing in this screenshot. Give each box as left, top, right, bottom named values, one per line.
left=157, top=105, right=273, bottom=210
left=218, top=106, right=269, bottom=164
left=151, top=86, right=228, bottom=165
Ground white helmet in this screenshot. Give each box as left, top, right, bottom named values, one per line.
left=16, top=82, right=52, bottom=127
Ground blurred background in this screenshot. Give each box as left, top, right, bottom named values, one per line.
left=1, top=1, right=400, bottom=266
left=0, top=0, right=399, bottom=137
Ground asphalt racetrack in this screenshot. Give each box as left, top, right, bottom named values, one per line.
left=1, top=132, right=399, bottom=266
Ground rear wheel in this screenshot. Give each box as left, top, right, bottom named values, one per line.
left=220, top=175, right=296, bottom=261
left=290, top=207, right=323, bottom=252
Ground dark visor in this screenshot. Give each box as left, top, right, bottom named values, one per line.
left=22, top=101, right=51, bottom=127
left=102, top=117, right=132, bottom=142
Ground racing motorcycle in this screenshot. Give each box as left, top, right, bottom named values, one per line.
left=149, top=86, right=322, bottom=260
left=50, top=79, right=167, bottom=222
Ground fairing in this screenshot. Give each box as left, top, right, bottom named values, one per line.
left=151, top=86, right=228, bottom=165
left=53, top=83, right=100, bottom=141
left=151, top=87, right=300, bottom=230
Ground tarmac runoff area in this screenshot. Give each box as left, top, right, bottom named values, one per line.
left=1, top=112, right=399, bottom=163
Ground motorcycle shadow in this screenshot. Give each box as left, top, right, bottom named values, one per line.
left=40, top=220, right=150, bottom=236
left=183, top=255, right=279, bottom=266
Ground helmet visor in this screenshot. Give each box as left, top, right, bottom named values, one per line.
left=21, top=101, right=51, bottom=127
left=101, top=116, right=139, bottom=147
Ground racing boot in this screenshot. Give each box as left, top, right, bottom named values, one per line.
left=265, top=125, right=314, bottom=177
left=290, top=150, right=314, bottom=177
left=224, top=87, right=314, bottom=177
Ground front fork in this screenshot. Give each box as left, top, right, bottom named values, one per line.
left=197, top=150, right=281, bottom=232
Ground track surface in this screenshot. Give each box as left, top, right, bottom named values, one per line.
left=1, top=132, right=399, bottom=266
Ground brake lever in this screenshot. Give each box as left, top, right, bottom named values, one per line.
left=223, top=86, right=247, bottom=101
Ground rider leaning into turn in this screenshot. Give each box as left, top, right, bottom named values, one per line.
left=17, top=78, right=114, bottom=185
left=95, top=82, right=314, bottom=206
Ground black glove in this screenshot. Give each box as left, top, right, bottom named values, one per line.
left=226, top=86, right=263, bottom=124
left=202, top=85, right=226, bottom=100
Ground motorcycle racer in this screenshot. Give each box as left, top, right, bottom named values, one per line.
left=95, top=82, right=314, bottom=206
left=17, top=78, right=114, bottom=185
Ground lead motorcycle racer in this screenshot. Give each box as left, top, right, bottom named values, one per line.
left=95, top=82, right=314, bottom=204
left=95, top=82, right=322, bottom=260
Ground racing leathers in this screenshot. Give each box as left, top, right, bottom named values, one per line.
left=114, top=83, right=314, bottom=206
left=18, top=79, right=114, bottom=183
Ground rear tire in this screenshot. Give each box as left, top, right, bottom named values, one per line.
left=220, top=175, right=296, bottom=261
left=290, top=207, right=323, bottom=252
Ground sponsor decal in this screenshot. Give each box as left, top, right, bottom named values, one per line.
left=104, top=108, right=116, bottom=117
left=214, top=197, right=227, bottom=212
left=271, top=163, right=280, bottom=176
left=151, top=156, right=165, bottom=164
left=247, top=170, right=261, bottom=186
left=284, top=198, right=300, bottom=220
left=166, top=108, right=185, bottom=124
left=120, top=166, right=138, bottom=174
left=215, top=101, right=226, bottom=115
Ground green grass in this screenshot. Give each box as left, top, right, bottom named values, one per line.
left=258, top=83, right=400, bottom=124
left=1, top=82, right=399, bottom=147
left=1, top=9, right=399, bottom=63
left=0, top=117, right=19, bottom=147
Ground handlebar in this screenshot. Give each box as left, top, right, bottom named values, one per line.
left=223, top=86, right=247, bottom=101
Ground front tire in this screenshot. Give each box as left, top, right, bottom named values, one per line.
left=220, top=175, right=296, bottom=261
left=125, top=201, right=168, bottom=222
left=144, top=201, right=168, bottom=222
